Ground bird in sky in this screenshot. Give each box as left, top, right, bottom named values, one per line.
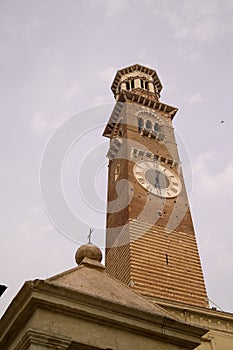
left=220, top=120, right=224, bottom=124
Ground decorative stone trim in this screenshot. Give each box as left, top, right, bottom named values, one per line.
left=136, top=107, right=164, bottom=124
left=153, top=301, right=233, bottom=334
left=15, top=329, right=71, bottom=350
left=103, top=102, right=124, bottom=137
left=119, top=90, right=178, bottom=119
left=106, top=138, right=123, bottom=159
left=129, top=147, right=180, bottom=168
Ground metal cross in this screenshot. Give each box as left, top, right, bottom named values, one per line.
left=87, top=228, right=93, bottom=243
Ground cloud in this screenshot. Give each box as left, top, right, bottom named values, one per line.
left=103, top=0, right=128, bottom=18
left=64, top=81, right=81, bottom=101
left=192, top=152, right=233, bottom=198
left=98, top=66, right=117, bottom=82
left=189, top=92, right=203, bottom=104
left=30, top=112, right=63, bottom=136
left=15, top=218, right=52, bottom=245
left=202, top=236, right=233, bottom=272
left=92, top=95, right=112, bottom=105
left=135, top=48, right=149, bottom=61
left=180, top=49, right=201, bottom=63
left=201, top=234, right=233, bottom=311
left=82, top=0, right=128, bottom=18
left=0, top=14, right=17, bottom=41
left=149, top=0, right=233, bottom=44
left=0, top=206, right=75, bottom=317
left=191, top=151, right=233, bottom=311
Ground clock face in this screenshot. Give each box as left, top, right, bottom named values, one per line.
left=133, top=160, right=182, bottom=198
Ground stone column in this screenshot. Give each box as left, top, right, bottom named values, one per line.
left=121, top=82, right=126, bottom=91
left=148, top=82, right=154, bottom=92
left=134, top=78, right=140, bottom=88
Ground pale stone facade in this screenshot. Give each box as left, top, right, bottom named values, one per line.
left=156, top=299, right=233, bottom=350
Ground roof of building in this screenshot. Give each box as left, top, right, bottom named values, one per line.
left=46, top=254, right=173, bottom=318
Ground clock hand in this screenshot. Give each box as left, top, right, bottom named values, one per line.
left=154, top=171, right=160, bottom=188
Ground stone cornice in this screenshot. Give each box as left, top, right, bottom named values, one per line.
left=15, top=330, right=71, bottom=350
left=103, top=102, right=124, bottom=137
left=119, top=90, right=178, bottom=119
left=151, top=299, right=233, bottom=334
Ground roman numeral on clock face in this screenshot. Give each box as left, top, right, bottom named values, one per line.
left=170, top=187, right=178, bottom=194
left=146, top=185, right=153, bottom=191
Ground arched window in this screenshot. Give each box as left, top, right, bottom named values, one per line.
left=140, top=79, right=149, bottom=90
left=125, top=80, right=135, bottom=90
left=154, top=122, right=160, bottom=132
left=146, top=120, right=152, bottom=130
left=138, top=117, right=144, bottom=131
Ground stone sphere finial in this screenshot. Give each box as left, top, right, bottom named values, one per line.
left=75, top=243, right=102, bottom=265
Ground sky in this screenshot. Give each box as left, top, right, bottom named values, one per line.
left=0, top=0, right=233, bottom=317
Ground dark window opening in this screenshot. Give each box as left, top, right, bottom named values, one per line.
left=140, top=79, right=144, bottom=88
left=138, top=117, right=144, bottom=131
left=126, top=81, right=130, bottom=90
left=145, top=120, right=152, bottom=129
left=154, top=123, right=160, bottom=132
left=145, top=81, right=149, bottom=90
left=131, top=79, right=135, bottom=89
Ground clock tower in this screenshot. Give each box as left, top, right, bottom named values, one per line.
left=103, top=64, right=208, bottom=308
